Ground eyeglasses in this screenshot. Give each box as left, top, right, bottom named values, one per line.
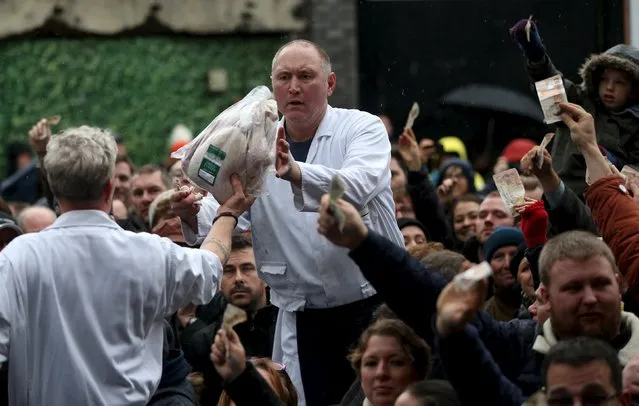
left=547, top=393, right=619, bottom=406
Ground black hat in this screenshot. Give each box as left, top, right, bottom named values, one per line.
left=397, top=217, right=430, bottom=240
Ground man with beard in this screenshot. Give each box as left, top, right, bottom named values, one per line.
left=315, top=189, right=639, bottom=398
left=178, top=236, right=276, bottom=405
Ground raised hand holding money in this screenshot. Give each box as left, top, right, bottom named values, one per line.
left=398, top=128, right=421, bottom=171
left=437, top=264, right=490, bottom=337
left=210, top=324, right=247, bottom=383
left=317, top=193, right=368, bottom=250
left=222, top=304, right=248, bottom=359
left=28, top=115, right=61, bottom=154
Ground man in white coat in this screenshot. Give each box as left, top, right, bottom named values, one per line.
left=171, top=39, right=403, bottom=406
left=0, top=125, right=255, bottom=405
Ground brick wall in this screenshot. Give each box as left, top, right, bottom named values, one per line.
left=305, top=0, right=359, bottom=108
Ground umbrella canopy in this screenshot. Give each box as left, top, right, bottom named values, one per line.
left=440, top=84, right=544, bottom=123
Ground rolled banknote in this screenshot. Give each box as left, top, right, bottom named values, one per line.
left=222, top=304, right=248, bottom=359
left=46, top=115, right=61, bottom=125
left=329, top=174, right=347, bottom=232
left=536, top=132, right=555, bottom=169
left=453, top=262, right=492, bottom=291
left=405, top=102, right=420, bottom=130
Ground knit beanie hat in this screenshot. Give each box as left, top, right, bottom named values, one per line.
left=397, top=217, right=430, bottom=241
left=483, top=226, right=525, bottom=262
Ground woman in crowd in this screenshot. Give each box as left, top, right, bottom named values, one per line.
left=348, top=319, right=431, bottom=406
left=449, top=194, right=481, bottom=248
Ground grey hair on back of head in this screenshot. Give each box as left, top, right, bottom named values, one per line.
left=44, top=126, right=117, bottom=201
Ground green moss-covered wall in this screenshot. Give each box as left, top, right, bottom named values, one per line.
left=0, top=36, right=283, bottom=175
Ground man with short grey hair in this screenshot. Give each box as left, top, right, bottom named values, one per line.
left=0, top=125, right=255, bottom=405
left=16, top=206, right=56, bottom=233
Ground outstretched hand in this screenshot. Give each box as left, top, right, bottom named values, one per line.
left=275, top=127, right=301, bottom=185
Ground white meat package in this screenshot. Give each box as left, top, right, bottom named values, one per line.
left=172, top=86, right=279, bottom=202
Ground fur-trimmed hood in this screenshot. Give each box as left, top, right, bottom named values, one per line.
left=579, top=44, right=639, bottom=96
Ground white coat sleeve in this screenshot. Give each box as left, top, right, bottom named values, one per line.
left=0, top=256, right=13, bottom=363
left=181, top=195, right=251, bottom=246
left=163, top=239, right=222, bottom=315
left=292, top=116, right=391, bottom=212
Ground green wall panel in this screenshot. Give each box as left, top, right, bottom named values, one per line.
left=0, top=36, right=283, bottom=176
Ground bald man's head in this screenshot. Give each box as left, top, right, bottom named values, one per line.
left=17, top=206, right=57, bottom=233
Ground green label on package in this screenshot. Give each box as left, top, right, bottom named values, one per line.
left=198, top=146, right=226, bottom=186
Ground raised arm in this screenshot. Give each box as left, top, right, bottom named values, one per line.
left=520, top=145, right=597, bottom=235
left=398, top=128, right=454, bottom=248
left=165, top=175, right=255, bottom=313
left=585, top=176, right=639, bottom=289
left=509, top=18, right=578, bottom=98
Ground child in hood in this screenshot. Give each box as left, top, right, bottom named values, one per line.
left=510, top=18, right=639, bottom=198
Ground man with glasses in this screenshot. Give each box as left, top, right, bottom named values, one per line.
left=542, top=337, right=630, bottom=405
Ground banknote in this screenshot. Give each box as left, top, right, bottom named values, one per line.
left=454, top=261, right=492, bottom=291
left=536, top=132, right=555, bottom=169
left=493, top=168, right=526, bottom=216
left=405, top=102, right=420, bottom=130
left=46, top=115, right=61, bottom=125
left=222, top=304, right=248, bottom=359
left=535, top=75, right=568, bottom=124
left=329, top=174, right=347, bottom=232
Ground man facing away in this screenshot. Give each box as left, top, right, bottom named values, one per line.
left=172, top=39, right=403, bottom=405
left=0, top=126, right=255, bottom=405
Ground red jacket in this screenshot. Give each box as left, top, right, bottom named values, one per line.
left=585, top=176, right=639, bottom=290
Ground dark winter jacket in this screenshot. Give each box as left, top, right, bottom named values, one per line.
left=526, top=44, right=639, bottom=198
left=406, top=170, right=455, bottom=249
left=543, top=181, right=598, bottom=236
left=349, top=230, right=639, bottom=398
left=147, top=320, right=197, bottom=406
left=181, top=300, right=277, bottom=405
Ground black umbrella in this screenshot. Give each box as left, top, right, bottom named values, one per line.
left=440, top=84, right=544, bottom=123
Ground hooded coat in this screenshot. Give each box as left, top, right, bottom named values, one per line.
left=526, top=44, right=639, bottom=198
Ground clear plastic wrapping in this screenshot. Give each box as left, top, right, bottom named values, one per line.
left=171, top=86, right=279, bottom=202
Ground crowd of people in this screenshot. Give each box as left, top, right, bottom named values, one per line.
left=1, top=16, right=639, bottom=406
